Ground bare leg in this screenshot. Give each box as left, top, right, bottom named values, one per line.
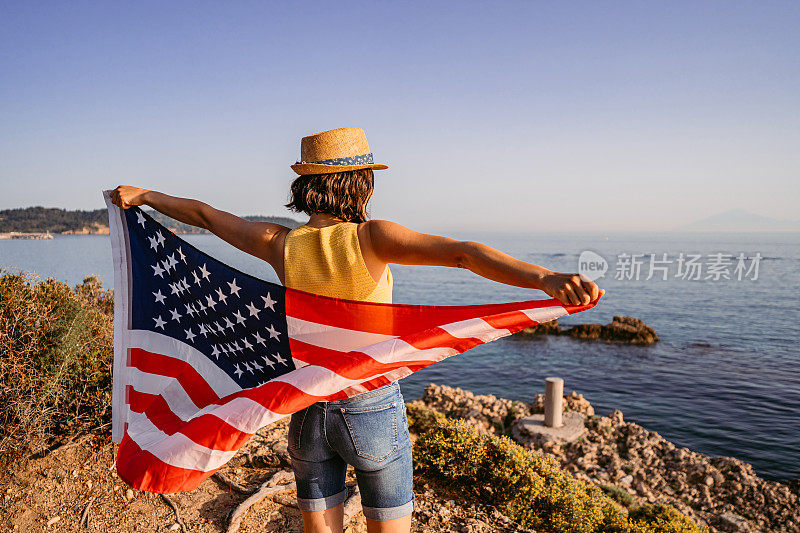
left=300, top=503, right=344, bottom=533
left=365, top=514, right=412, bottom=533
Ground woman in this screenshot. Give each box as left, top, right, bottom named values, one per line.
left=111, top=126, right=602, bottom=533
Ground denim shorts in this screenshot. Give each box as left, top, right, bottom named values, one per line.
left=287, top=381, right=414, bottom=521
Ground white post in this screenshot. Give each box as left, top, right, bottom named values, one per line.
left=544, top=377, right=564, bottom=428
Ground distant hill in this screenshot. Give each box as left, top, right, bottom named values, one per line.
left=0, top=206, right=302, bottom=234
left=681, top=209, right=800, bottom=232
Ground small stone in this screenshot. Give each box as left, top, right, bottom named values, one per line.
left=46, top=516, right=61, bottom=527
left=125, top=488, right=134, bottom=500
left=86, top=481, right=93, bottom=489
left=717, top=512, right=752, bottom=532
left=704, top=475, right=714, bottom=486
left=168, top=524, right=181, bottom=531
left=620, top=475, right=633, bottom=486
left=72, top=470, right=79, bottom=478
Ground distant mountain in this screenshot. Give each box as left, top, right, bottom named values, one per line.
left=0, top=206, right=302, bottom=234
left=143, top=210, right=302, bottom=234
left=681, top=209, right=800, bottom=232
left=0, top=207, right=108, bottom=234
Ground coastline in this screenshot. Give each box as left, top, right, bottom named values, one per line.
left=415, top=384, right=799, bottom=532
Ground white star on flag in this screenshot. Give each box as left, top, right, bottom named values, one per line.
left=152, top=263, right=165, bottom=278
left=228, top=278, right=241, bottom=298
left=261, top=293, right=276, bottom=311
left=246, top=302, right=261, bottom=318
left=199, top=263, right=210, bottom=281
left=215, top=287, right=228, bottom=304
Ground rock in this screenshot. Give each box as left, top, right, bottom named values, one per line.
left=566, top=316, right=659, bottom=344
left=620, top=475, right=633, bottom=486
left=168, top=524, right=181, bottom=531
left=125, top=488, right=134, bottom=500
left=46, top=516, right=60, bottom=527
left=517, top=320, right=561, bottom=336
left=704, top=475, right=715, bottom=486
left=515, top=316, right=658, bottom=344
left=716, top=512, right=753, bottom=532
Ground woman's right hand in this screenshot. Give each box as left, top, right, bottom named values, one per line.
left=537, top=270, right=604, bottom=306
left=111, top=185, right=150, bottom=209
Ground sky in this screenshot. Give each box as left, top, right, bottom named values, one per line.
left=1, top=1, right=798, bottom=232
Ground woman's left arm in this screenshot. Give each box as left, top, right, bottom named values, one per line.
left=110, top=185, right=286, bottom=263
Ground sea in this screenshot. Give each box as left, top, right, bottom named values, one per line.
left=1, top=231, right=798, bottom=481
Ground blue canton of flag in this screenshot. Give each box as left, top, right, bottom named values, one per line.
left=127, top=207, right=293, bottom=387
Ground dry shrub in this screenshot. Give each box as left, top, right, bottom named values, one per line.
left=0, top=269, right=113, bottom=467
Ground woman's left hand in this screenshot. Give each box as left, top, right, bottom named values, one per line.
left=538, top=271, right=604, bottom=306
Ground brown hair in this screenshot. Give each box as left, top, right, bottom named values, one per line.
left=285, top=168, right=374, bottom=223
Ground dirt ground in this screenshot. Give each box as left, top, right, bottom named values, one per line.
left=0, top=420, right=529, bottom=533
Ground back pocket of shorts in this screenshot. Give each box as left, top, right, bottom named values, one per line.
left=340, top=402, right=398, bottom=462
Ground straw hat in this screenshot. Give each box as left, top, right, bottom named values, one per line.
left=290, top=127, right=388, bottom=175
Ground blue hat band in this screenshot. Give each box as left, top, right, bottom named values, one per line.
left=297, top=153, right=374, bottom=166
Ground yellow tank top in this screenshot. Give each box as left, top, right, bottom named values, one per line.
left=283, top=222, right=393, bottom=304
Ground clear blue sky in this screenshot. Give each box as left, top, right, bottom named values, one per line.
left=1, top=1, right=798, bottom=232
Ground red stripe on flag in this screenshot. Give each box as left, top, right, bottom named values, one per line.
left=129, top=348, right=220, bottom=408
left=127, top=387, right=253, bottom=451
left=482, top=310, right=537, bottom=333
left=117, top=432, right=211, bottom=494
left=285, top=289, right=571, bottom=335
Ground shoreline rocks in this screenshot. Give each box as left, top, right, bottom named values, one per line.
left=416, top=383, right=799, bottom=532
left=517, top=315, right=659, bottom=345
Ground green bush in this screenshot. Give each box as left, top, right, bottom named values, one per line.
left=409, top=404, right=705, bottom=533
left=628, top=504, right=704, bottom=533
left=0, top=270, right=113, bottom=464
left=600, top=483, right=637, bottom=509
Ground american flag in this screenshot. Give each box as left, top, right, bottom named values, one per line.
left=103, top=190, right=600, bottom=494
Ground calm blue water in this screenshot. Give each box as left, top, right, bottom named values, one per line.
left=1, top=231, right=798, bottom=481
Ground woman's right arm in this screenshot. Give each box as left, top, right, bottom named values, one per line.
left=110, top=185, right=286, bottom=264
left=366, top=219, right=602, bottom=307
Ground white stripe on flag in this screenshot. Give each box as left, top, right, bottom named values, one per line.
left=520, top=305, right=568, bottom=324
left=126, top=411, right=239, bottom=470
left=439, top=317, right=511, bottom=343
left=128, top=329, right=241, bottom=398
left=287, top=316, right=396, bottom=351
